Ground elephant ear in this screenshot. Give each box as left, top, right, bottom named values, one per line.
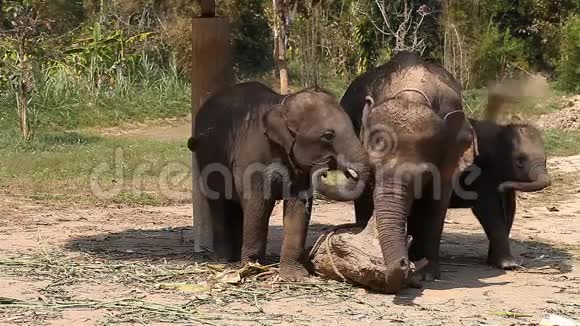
left=360, top=96, right=375, bottom=141
left=457, top=126, right=478, bottom=172
left=263, top=107, right=296, bottom=154
left=443, top=111, right=478, bottom=173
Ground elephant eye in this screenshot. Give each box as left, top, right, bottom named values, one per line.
left=516, top=155, right=526, bottom=167
left=320, top=130, right=335, bottom=143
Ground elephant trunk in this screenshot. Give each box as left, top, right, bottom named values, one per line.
left=499, top=163, right=551, bottom=192
left=498, top=173, right=551, bottom=192
left=374, top=169, right=413, bottom=293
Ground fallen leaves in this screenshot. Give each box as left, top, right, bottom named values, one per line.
left=156, top=262, right=278, bottom=293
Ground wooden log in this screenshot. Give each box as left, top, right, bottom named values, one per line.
left=309, top=219, right=385, bottom=291
left=309, top=217, right=427, bottom=293
left=309, top=218, right=388, bottom=292
left=191, top=17, right=233, bottom=252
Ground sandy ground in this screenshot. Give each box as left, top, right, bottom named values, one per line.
left=1, top=156, right=579, bottom=325
left=89, top=117, right=192, bottom=142
left=1, top=121, right=579, bottom=325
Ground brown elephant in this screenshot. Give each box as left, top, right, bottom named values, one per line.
left=189, top=82, right=370, bottom=280
left=450, top=119, right=550, bottom=269
left=340, top=52, right=474, bottom=293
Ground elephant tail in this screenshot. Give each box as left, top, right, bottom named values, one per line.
left=187, top=137, right=197, bottom=152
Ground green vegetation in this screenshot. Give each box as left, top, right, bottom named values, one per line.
left=543, top=129, right=580, bottom=157
left=557, top=15, right=580, bottom=92
left=463, top=87, right=570, bottom=119
left=0, top=132, right=191, bottom=206
left=0, top=65, right=190, bottom=132
left=0, top=0, right=578, bottom=206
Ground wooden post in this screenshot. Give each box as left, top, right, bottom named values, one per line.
left=192, top=12, right=233, bottom=252
left=200, top=0, right=215, bottom=17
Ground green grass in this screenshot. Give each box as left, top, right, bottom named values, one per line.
left=0, top=63, right=194, bottom=206
left=0, top=64, right=191, bottom=133
left=0, top=131, right=191, bottom=206
left=462, top=86, right=570, bottom=119
left=543, top=128, right=580, bottom=157
left=0, top=64, right=578, bottom=208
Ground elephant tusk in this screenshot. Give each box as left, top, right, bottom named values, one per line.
left=346, top=168, right=359, bottom=180
left=406, top=235, right=413, bottom=250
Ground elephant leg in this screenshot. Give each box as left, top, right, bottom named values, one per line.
left=408, top=196, right=430, bottom=261
left=472, top=192, right=517, bottom=270
left=502, top=190, right=516, bottom=235
left=208, top=199, right=237, bottom=261
left=279, top=197, right=312, bottom=280
left=354, top=182, right=374, bottom=226
left=225, top=200, right=244, bottom=262
left=240, top=197, right=275, bottom=265
left=409, top=179, right=453, bottom=281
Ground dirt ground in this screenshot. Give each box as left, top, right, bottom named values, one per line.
left=1, top=120, right=579, bottom=325
left=537, top=95, right=580, bottom=130
left=1, top=154, right=579, bottom=325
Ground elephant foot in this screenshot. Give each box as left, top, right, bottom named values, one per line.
left=214, top=247, right=238, bottom=263
left=241, top=251, right=266, bottom=266
left=279, top=264, right=310, bottom=281
left=488, top=255, right=518, bottom=270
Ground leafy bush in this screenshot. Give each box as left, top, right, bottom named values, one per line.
left=470, top=26, right=528, bottom=88
left=0, top=60, right=190, bottom=132
left=556, top=15, right=580, bottom=92
left=227, top=0, right=274, bottom=78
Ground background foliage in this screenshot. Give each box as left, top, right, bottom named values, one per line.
left=0, top=0, right=578, bottom=139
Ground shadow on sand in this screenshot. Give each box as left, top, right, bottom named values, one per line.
left=63, top=223, right=336, bottom=263
left=64, top=224, right=573, bottom=302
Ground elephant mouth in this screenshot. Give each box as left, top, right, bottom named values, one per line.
left=311, top=165, right=367, bottom=201
left=320, top=167, right=360, bottom=181
left=315, top=166, right=362, bottom=188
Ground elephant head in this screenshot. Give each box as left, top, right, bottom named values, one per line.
left=497, top=124, right=550, bottom=192
left=362, top=96, right=472, bottom=293
left=263, top=88, right=371, bottom=200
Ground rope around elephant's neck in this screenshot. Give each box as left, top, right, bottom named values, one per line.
left=391, top=88, right=432, bottom=108
left=268, top=95, right=303, bottom=175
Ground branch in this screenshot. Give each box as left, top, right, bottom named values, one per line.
left=372, top=0, right=394, bottom=35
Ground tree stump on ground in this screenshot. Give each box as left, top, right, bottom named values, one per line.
left=309, top=217, right=388, bottom=292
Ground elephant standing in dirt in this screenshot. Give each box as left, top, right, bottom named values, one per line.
left=189, top=82, right=370, bottom=280
left=450, top=119, right=550, bottom=269
left=340, top=52, right=474, bottom=293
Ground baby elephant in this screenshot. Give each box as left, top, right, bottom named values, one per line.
left=450, top=119, right=551, bottom=269
left=189, top=82, right=370, bottom=280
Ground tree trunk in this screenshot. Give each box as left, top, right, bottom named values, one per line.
left=16, top=41, right=31, bottom=141
left=0, top=0, right=5, bottom=30
left=200, top=0, right=215, bottom=17
left=273, top=0, right=290, bottom=94
left=309, top=217, right=391, bottom=292
left=19, top=80, right=28, bottom=140
left=310, top=216, right=430, bottom=293
left=191, top=17, right=233, bottom=252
